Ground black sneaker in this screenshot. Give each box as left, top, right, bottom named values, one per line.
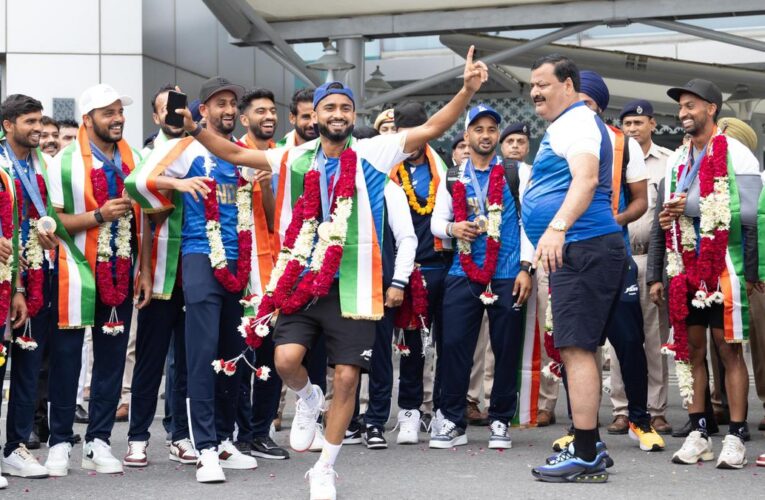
left=250, top=436, right=290, bottom=460
left=75, top=404, right=90, bottom=424
left=234, top=440, right=252, bottom=454
left=428, top=419, right=467, bottom=449
left=343, top=421, right=363, bottom=445
left=365, top=426, right=388, bottom=449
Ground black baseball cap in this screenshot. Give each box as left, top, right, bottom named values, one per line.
left=199, top=76, right=245, bottom=104
left=667, top=79, right=722, bottom=110
left=499, top=122, right=530, bottom=143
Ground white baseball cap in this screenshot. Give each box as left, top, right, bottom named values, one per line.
left=79, top=83, right=133, bottom=115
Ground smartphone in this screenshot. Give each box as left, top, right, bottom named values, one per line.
left=165, top=90, right=187, bottom=128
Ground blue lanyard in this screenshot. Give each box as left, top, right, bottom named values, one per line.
left=465, top=158, right=491, bottom=216
left=89, top=143, right=126, bottom=180
left=316, top=149, right=341, bottom=222
left=4, top=144, right=46, bottom=216
left=677, top=146, right=706, bottom=193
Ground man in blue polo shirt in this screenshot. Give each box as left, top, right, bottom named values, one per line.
left=524, top=55, right=626, bottom=483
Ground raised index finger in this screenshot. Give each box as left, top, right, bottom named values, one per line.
left=465, top=45, right=475, bottom=66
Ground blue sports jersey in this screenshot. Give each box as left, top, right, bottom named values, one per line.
left=522, top=102, right=620, bottom=246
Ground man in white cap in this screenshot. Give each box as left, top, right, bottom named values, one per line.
left=44, top=83, right=147, bottom=476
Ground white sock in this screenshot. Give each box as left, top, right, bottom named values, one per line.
left=317, top=440, right=341, bottom=468
left=295, top=379, right=319, bottom=409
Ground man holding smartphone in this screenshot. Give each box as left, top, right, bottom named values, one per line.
left=122, top=84, right=194, bottom=468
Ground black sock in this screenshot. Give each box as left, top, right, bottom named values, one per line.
left=728, top=421, right=746, bottom=441
left=689, top=413, right=709, bottom=437
left=573, top=427, right=599, bottom=462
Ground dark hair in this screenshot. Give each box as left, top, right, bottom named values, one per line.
left=531, top=54, right=580, bottom=91
left=238, top=88, right=275, bottom=113
left=352, top=126, right=378, bottom=140
left=41, top=115, right=60, bottom=129
left=151, top=84, right=177, bottom=113
left=290, top=88, right=314, bottom=115
left=0, top=94, right=43, bottom=131
left=58, top=118, right=79, bottom=129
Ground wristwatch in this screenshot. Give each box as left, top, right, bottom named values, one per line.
left=520, top=262, right=535, bottom=276
left=548, top=218, right=568, bottom=232
left=94, top=208, right=105, bottom=224
left=14, top=286, right=26, bottom=295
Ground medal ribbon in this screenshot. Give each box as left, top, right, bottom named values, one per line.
left=89, top=142, right=126, bottom=181
left=5, top=144, right=46, bottom=216
left=466, top=158, right=492, bottom=216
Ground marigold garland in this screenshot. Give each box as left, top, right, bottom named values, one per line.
left=398, top=165, right=436, bottom=215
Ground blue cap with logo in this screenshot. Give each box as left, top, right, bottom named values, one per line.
left=313, top=81, right=355, bottom=109
left=619, top=99, right=654, bottom=121
left=464, top=104, right=502, bottom=130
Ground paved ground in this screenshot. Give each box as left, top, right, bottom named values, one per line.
left=2, top=372, right=765, bottom=499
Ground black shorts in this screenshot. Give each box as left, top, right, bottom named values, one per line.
left=273, top=283, right=376, bottom=372
left=549, top=232, right=627, bottom=352
left=685, top=297, right=724, bottom=330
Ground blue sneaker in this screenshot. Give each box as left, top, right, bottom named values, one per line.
left=546, top=442, right=614, bottom=468
left=532, top=450, right=610, bottom=483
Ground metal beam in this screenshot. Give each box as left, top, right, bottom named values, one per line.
left=201, top=0, right=251, bottom=39
left=257, top=45, right=323, bottom=88
left=362, top=22, right=598, bottom=110
left=230, top=0, right=765, bottom=43
left=229, top=0, right=323, bottom=86
left=641, top=19, right=765, bottom=53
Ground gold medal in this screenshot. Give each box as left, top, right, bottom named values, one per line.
left=474, top=215, right=489, bottom=233
left=317, top=221, right=333, bottom=242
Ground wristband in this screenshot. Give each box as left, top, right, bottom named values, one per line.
left=519, top=262, right=535, bottom=276
left=391, top=279, right=407, bottom=290
left=190, top=123, right=203, bottom=137
left=446, top=222, right=454, bottom=238
left=94, top=208, right=105, bottom=224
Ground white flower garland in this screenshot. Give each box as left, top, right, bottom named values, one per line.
left=264, top=213, right=318, bottom=294
left=97, top=212, right=133, bottom=264
left=24, top=220, right=44, bottom=273
left=309, top=196, right=353, bottom=272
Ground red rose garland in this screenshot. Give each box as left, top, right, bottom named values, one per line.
left=452, top=164, right=505, bottom=285
left=91, top=166, right=131, bottom=307
left=394, top=267, right=430, bottom=331
left=0, top=189, right=13, bottom=324
left=14, top=175, right=47, bottom=317
left=202, top=176, right=253, bottom=293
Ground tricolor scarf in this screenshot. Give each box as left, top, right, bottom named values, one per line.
left=134, top=130, right=183, bottom=299
left=53, top=126, right=140, bottom=328
left=665, top=135, right=749, bottom=343
left=513, top=282, right=542, bottom=427
left=275, top=130, right=297, bottom=149
left=125, top=137, right=273, bottom=297
left=389, top=144, right=449, bottom=251
left=272, top=138, right=385, bottom=320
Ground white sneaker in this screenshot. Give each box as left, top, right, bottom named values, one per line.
left=672, top=431, right=714, bottom=464
left=196, top=448, right=226, bottom=483
left=396, top=409, right=420, bottom=445
left=1, top=445, right=48, bottom=478
left=291, top=385, right=325, bottom=452
left=488, top=420, right=513, bottom=449
left=307, top=464, right=338, bottom=500
left=717, top=435, right=747, bottom=469
left=218, top=439, right=257, bottom=469
left=169, top=438, right=199, bottom=464
left=82, top=439, right=123, bottom=474
left=309, top=424, right=326, bottom=452
left=123, top=440, right=148, bottom=467
left=0, top=464, right=6, bottom=488
left=45, top=442, right=73, bottom=477
left=430, top=409, right=444, bottom=438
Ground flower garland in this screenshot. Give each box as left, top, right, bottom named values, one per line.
left=0, top=189, right=14, bottom=327
left=452, top=164, right=505, bottom=304
left=14, top=175, right=47, bottom=318
left=393, top=266, right=432, bottom=357
left=91, top=165, right=132, bottom=335
left=398, top=165, right=436, bottom=215
left=662, top=135, right=730, bottom=405
left=203, top=175, right=253, bottom=293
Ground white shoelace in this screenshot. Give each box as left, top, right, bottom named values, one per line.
left=295, top=399, right=322, bottom=429
left=438, top=420, right=457, bottom=437
left=720, top=436, right=743, bottom=456
left=490, top=421, right=508, bottom=437
left=128, top=441, right=147, bottom=456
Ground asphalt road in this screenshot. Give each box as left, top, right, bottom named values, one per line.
left=2, top=374, right=764, bottom=499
